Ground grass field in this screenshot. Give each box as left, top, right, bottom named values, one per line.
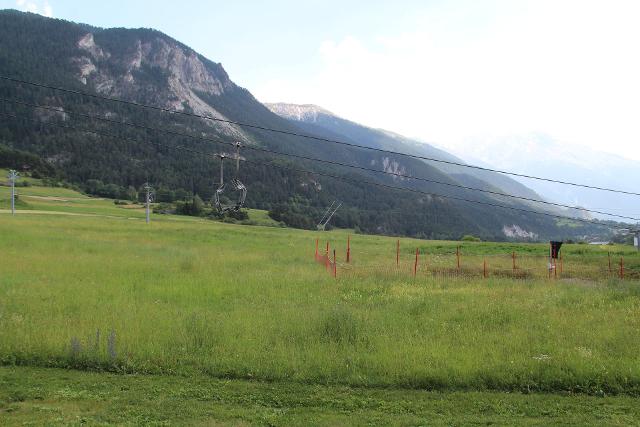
left=3, top=366, right=640, bottom=425
left=1, top=180, right=640, bottom=424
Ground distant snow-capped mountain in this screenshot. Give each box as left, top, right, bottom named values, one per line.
left=442, top=133, right=640, bottom=222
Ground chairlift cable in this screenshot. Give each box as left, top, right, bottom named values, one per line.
left=1, top=97, right=638, bottom=221
left=0, top=110, right=632, bottom=230
left=1, top=75, right=639, bottom=196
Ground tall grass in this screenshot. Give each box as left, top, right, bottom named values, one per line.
left=1, top=200, right=640, bottom=394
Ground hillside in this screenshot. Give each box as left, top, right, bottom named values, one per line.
left=0, top=9, right=614, bottom=240
left=266, top=103, right=557, bottom=212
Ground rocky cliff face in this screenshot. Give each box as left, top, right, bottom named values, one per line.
left=73, top=30, right=246, bottom=139
left=265, top=103, right=334, bottom=123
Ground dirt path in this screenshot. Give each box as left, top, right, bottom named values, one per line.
left=0, top=209, right=137, bottom=219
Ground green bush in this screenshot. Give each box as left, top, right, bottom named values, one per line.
left=176, top=195, right=206, bottom=217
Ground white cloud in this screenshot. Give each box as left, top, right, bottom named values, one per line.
left=15, top=0, right=53, bottom=17
left=43, top=1, right=52, bottom=17
left=255, top=0, right=640, bottom=161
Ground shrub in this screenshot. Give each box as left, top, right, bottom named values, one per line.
left=176, top=195, right=206, bottom=216
left=153, top=202, right=175, bottom=214
left=226, top=209, right=248, bottom=221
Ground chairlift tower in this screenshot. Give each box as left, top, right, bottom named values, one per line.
left=143, top=183, right=154, bottom=224
left=7, top=170, right=18, bottom=215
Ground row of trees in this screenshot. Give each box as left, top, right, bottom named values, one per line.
left=85, top=179, right=198, bottom=203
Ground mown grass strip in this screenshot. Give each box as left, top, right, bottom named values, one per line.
left=2, top=366, right=640, bottom=426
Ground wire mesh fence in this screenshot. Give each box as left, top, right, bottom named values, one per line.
left=313, top=237, right=640, bottom=282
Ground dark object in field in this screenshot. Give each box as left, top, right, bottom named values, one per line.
left=550, top=241, right=563, bottom=259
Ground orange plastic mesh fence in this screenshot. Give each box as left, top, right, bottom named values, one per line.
left=313, top=239, right=640, bottom=281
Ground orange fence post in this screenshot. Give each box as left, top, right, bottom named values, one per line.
left=483, top=258, right=487, bottom=278
left=414, top=248, right=419, bottom=277
left=396, top=239, right=400, bottom=267
left=333, top=249, right=337, bottom=278
left=346, top=235, right=351, bottom=263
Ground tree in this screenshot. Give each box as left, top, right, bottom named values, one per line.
left=192, top=194, right=204, bottom=215
left=176, top=194, right=205, bottom=216
left=125, top=186, right=138, bottom=202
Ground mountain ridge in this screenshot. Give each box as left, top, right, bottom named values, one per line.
left=0, top=9, right=615, bottom=240
left=264, top=102, right=565, bottom=213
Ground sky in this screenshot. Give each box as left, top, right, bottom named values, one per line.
left=4, top=0, right=640, bottom=161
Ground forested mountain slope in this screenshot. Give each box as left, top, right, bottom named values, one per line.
left=0, top=10, right=613, bottom=240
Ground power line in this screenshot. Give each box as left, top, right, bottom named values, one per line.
left=2, top=96, right=638, bottom=222
left=245, top=160, right=625, bottom=230
left=0, top=108, right=634, bottom=224
left=1, top=74, right=638, bottom=197
left=0, top=111, right=627, bottom=230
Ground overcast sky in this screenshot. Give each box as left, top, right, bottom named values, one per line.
left=5, top=0, right=640, bottom=160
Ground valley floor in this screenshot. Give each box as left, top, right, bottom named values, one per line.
left=2, top=182, right=640, bottom=425
left=2, top=366, right=640, bottom=426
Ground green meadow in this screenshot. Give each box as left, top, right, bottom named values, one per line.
left=1, top=179, right=640, bottom=424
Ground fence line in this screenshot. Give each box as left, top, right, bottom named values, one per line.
left=313, top=236, right=639, bottom=281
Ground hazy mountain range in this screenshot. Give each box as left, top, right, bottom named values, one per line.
left=440, top=133, right=640, bottom=223
left=266, top=103, right=560, bottom=212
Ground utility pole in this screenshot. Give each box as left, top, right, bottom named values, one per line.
left=8, top=170, right=18, bottom=215
left=317, top=200, right=342, bottom=231
left=143, top=183, right=154, bottom=224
